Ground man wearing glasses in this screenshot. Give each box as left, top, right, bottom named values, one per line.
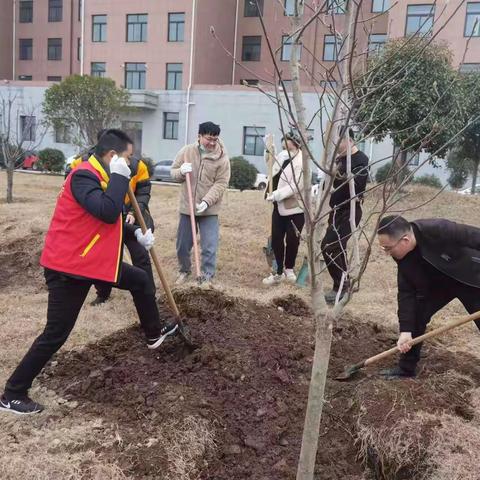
left=377, top=215, right=480, bottom=379
left=171, top=122, right=231, bottom=285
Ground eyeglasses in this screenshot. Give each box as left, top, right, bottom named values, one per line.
left=202, top=135, right=219, bottom=144
left=380, top=236, right=406, bottom=253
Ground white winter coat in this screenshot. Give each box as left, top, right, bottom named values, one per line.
left=270, top=149, right=304, bottom=216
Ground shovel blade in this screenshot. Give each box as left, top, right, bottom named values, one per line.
left=335, top=362, right=364, bottom=381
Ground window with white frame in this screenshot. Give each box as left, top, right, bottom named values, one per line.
left=243, top=126, right=266, bottom=156
left=281, top=35, right=301, bottom=61
left=125, top=63, right=146, bottom=89
left=372, top=0, right=389, bottom=13
left=465, top=2, right=480, bottom=37
left=405, top=4, right=435, bottom=36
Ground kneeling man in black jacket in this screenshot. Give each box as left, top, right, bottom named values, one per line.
left=377, top=215, right=480, bottom=378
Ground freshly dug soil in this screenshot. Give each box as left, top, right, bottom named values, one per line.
left=39, top=289, right=480, bottom=479
left=0, top=230, right=44, bottom=290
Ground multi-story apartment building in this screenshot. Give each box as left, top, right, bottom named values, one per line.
left=1, top=1, right=479, bottom=180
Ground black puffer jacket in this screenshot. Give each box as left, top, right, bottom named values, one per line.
left=397, top=219, right=480, bottom=331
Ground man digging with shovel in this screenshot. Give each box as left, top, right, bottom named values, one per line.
left=377, top=215, right=480, bottom=379
left=0, top=129, right=178, bottom=415
left=171, top=122, right=230, bottom=287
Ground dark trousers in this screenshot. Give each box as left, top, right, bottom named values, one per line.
left=271, top=204, right=305, bottom=274
left=4, top=264, right=162, bottom=398
left=95, top=235, right=154, bottom=299
left=399, top=280, right=480, bottom=373
left=321, top=205, right=362, bottom=291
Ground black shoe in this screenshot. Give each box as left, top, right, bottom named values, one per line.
left=0, top=395, right=44, bottom=415
left=379, top=366, right=416, bottom=379
left=147, top=323, right=179, bottom=349
left=325, top=289, right=345, bottom=305
left=90, top=295, right=109, bottom=307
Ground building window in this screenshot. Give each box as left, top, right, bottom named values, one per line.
left=244, top=0, right=263, bottom=16
left=327, top=0, right=347, bottom=14
left=166, top=63, right=183, bottom=90
left=163, top=112, right=179, bottom=140
left=19, top=1, right=33, bottom=23
left=284, top=0, right=295, bottom=16
left=19, top=39, right=32, bottom=60
left=20, top=115, right=36, bottom=142
left=372, top=0, right=389, bottom=12
left=281, top=35, right=301, bottom=61
left=405, top=4, right=435, bottom=36
left=368, top=33, right=387, bottom=56
left=48, top=38, right=62, bottom=60
left=48, top=0, right=62, bottom=22
left=243, top=126, right=266, bottom=156
left=168, top=13, right=185, bottom=42
left=91, top=62, right=106, bottom=77
left=323, top=35, right=339, bottom=61
left=78, top=0, right=82, bottom=21
left=125, top=63, right=146, bottom=89
left=459, top=63, right=480, bottom=73
left=77, top=37, right=81, bottom=61
left=55, top=124, right=71, bottom=143
left=127, top=14, right=148, bottom=42
left=465, top=2, right=480, bottom=37
left=92, top=15, right=107, bottom=42
left=47, top=76, right=61, bottom=82
left=18, top=75, right=32, bottom=81
left=242, top=36, right=261, bottom=61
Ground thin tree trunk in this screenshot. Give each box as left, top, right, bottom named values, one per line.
left=471, top=159, right=479, bottom=194
left=6, top=166, right=14, bottom=203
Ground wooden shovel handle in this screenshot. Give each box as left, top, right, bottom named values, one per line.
left=364, top=309, right=480, bottom=367
left=127, top=186, right=180, bottom=318
left=185, top=172, right=201, bottom=279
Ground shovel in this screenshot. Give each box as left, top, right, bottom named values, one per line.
left=185, top=172, right=202, bottom=283
left=127, top=186, right=196, bottom=349
left=263, top=134, right=277, bottom=271
left=336, top=309, right=480, bottom=381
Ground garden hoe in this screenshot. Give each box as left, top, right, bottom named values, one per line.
left=336, top=309, right=480, bottom=381
left=185, top=172, right=202, bottom=284
left=127, top=186, right=196, bottom=350
left=263, top=133, right=277, bottom=271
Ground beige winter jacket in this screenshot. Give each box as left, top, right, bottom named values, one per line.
left=270, top=149, right=304, bottom=216
left=171, top=140, right=231, bottom=216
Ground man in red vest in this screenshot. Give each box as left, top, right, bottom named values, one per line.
left=0, top=129, right=178, bottom=415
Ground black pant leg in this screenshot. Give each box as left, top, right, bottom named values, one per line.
left=456, top=284, right=480, bottom=330
left=115, top=262, right=162, bottom=339
left=125, top=235, right=155, bottom=290
left=398, top=291, right=454, bottom=373
left=321, top=206, right=362, bottom=290
left=271, top=204, right=287, bottom=274
left=321, top=211, right=350, bottom=290
left=284, top=213, right=305, bottom=270
left=4, top=270, right=91, bottom=397
left=94, top=282, right=112, bottom=299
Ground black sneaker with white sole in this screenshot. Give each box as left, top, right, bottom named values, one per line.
left=0, top=395, right=44, bottom=415
left=147, top=322, right=179, bottom=349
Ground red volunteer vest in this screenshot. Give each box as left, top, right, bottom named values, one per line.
left=40, top=157, right=123, bottom=282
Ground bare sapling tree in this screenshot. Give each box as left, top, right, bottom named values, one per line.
left=0, top=85, right=47, bottom=203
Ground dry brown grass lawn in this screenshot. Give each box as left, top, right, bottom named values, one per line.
left=1, top=171, right=480, bottom=479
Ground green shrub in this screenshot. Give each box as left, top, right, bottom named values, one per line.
left=375, top=161, right=410, bottom=184
left=412, top=174, right=442, bottom=189
left=38, top=148, right=65, bottom=172
left=229, top=156, right=258, bottom=191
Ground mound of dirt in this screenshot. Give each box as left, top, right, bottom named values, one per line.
left=40, top=289, right=480, bottom=479
left=272, top=294, right=311, bottom=316
left=0, top=230, right=44, bottom=290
